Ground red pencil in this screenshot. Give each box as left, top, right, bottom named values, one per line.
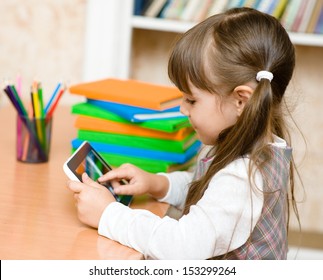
left=45, top=86, right=66, bottom=123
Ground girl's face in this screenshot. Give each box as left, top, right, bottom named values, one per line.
left=180, top=84, right=239, bottom=145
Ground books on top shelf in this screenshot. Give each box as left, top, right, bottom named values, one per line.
left=68, top=78, right=201, bottom=173
left=134, top=0, right=323, bottom=35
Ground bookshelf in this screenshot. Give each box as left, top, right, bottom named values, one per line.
left=132, top=15, right=323, bottom=46
left=83, top=0, right=323, bottom=81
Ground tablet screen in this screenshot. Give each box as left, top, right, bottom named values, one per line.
left=65, top=141, right=132, bottom=206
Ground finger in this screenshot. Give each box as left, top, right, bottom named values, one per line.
left=81, top=173, right=104, bottom=189
left=98, top=165, right=133, bottom=183
left=67, top=180, right=85, bottom=193
left=113, top=184, right=134, bottom=195
left=109, top=179, right=123, bottom=189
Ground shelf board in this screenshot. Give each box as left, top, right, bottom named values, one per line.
left=289, top=32, right=323, bottom=47
left=132, top=16, right=323, bottom=47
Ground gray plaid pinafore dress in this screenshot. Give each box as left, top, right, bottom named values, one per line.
left=194, top=145, right=292, bottom=260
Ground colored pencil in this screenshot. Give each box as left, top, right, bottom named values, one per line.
left=45, top=82, right=61, bottom=114
left=45, top=85, right=66, bottom=122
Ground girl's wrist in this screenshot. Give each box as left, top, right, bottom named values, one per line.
left=148, top=174, right=169, bottom=199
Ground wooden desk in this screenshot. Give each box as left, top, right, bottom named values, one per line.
left=0, top=106, right=168, bottom=259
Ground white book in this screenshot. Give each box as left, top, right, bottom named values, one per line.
left=298, top=0, right=318, bottom=33
left=256, top=0, right=276, bottom=13
left=180, top=0, right=202, bottom=21
left=206, top=0, right=230, bottom=17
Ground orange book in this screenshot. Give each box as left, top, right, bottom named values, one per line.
left=74, top=115, right=194, bottom=141
left=69, top=78, right=183, bottom=110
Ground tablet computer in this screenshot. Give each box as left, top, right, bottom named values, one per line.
left=63, top=141, right=132, bottom=206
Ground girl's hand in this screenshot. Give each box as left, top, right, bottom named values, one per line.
left=67, top=172, right=116, bottom=228
left=98, top=163, right=169, bottom=199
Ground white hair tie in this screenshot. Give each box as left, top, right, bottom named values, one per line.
left=256, top=70, right=273, bottom=82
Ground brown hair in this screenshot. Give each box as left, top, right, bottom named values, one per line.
left=168, top=8, right=299, bottom=226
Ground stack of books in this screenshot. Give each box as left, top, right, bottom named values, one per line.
left=68, top=78, right=201, bottom=173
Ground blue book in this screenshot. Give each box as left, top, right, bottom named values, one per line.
left=71, top=138, right=201, bottom=164
left=88, top=99, right=185, bottom=123
left=133, top=0, right=153, bottom=15
left=315, top=8, right=323, bottom=34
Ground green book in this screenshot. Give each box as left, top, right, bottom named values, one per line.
left=71, top=102, right=191, bottom=133
left=77, top=130, right=198, bottom=153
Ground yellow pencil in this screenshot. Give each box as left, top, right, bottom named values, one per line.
left=32, top=81, right=44, bottom=149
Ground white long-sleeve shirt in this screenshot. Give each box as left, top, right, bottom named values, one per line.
left=98, top=138, right=286, bottom=259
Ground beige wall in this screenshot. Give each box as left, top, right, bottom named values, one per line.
left=1, top=1, right=323, bottom=234
left=0, top=0, right=86, bottom=106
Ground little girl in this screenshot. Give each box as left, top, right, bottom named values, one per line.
left=67, top=7, right=299, bottom=259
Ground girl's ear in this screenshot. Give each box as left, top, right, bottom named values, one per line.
left=232, top=85, right=254, bottom=116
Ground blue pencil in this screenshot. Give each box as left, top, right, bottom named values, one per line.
left=45, top=82, right=61, bottom=114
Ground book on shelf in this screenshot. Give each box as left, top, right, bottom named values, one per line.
left=161, top=0, right=188, bottom=20
left=143, top=0, right=169, bottom=17
left=74, top=115, right=194, bottom=141
left=280, top=0, right=303, bottom=31
left=87, top=99, right=185, bottom=123
left=242, top=0, right=257, bottom=8
left=71, top=102, right=191, bottom=133
left=290, top=0, right=310, bottom=32
left=306, top=0, right=323, bottom=33
left=192, top=0, right=213, bottom=22
left=297, top=0, right=318, bottom=33
left=71, top=138, right=201, bottom=164
left=133, top=0, right=153, bottom=15
left=314, top=5, right=323, bottom=34
left=271, top=0, right=288, bottom=19
left=206, top=0, right=229, bottom=17
left=227, top=0, right=247, bottom=10
left=255, top=0, right=278, bottom=14
left=179, top=0, right=202, bottom=21
left=69, top=78, right=182, bottom=110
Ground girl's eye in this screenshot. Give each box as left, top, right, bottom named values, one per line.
left=185, top=98, right=196, bottom=105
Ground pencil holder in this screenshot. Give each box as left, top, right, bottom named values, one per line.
left=16, top=115, right=53, bottom=163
